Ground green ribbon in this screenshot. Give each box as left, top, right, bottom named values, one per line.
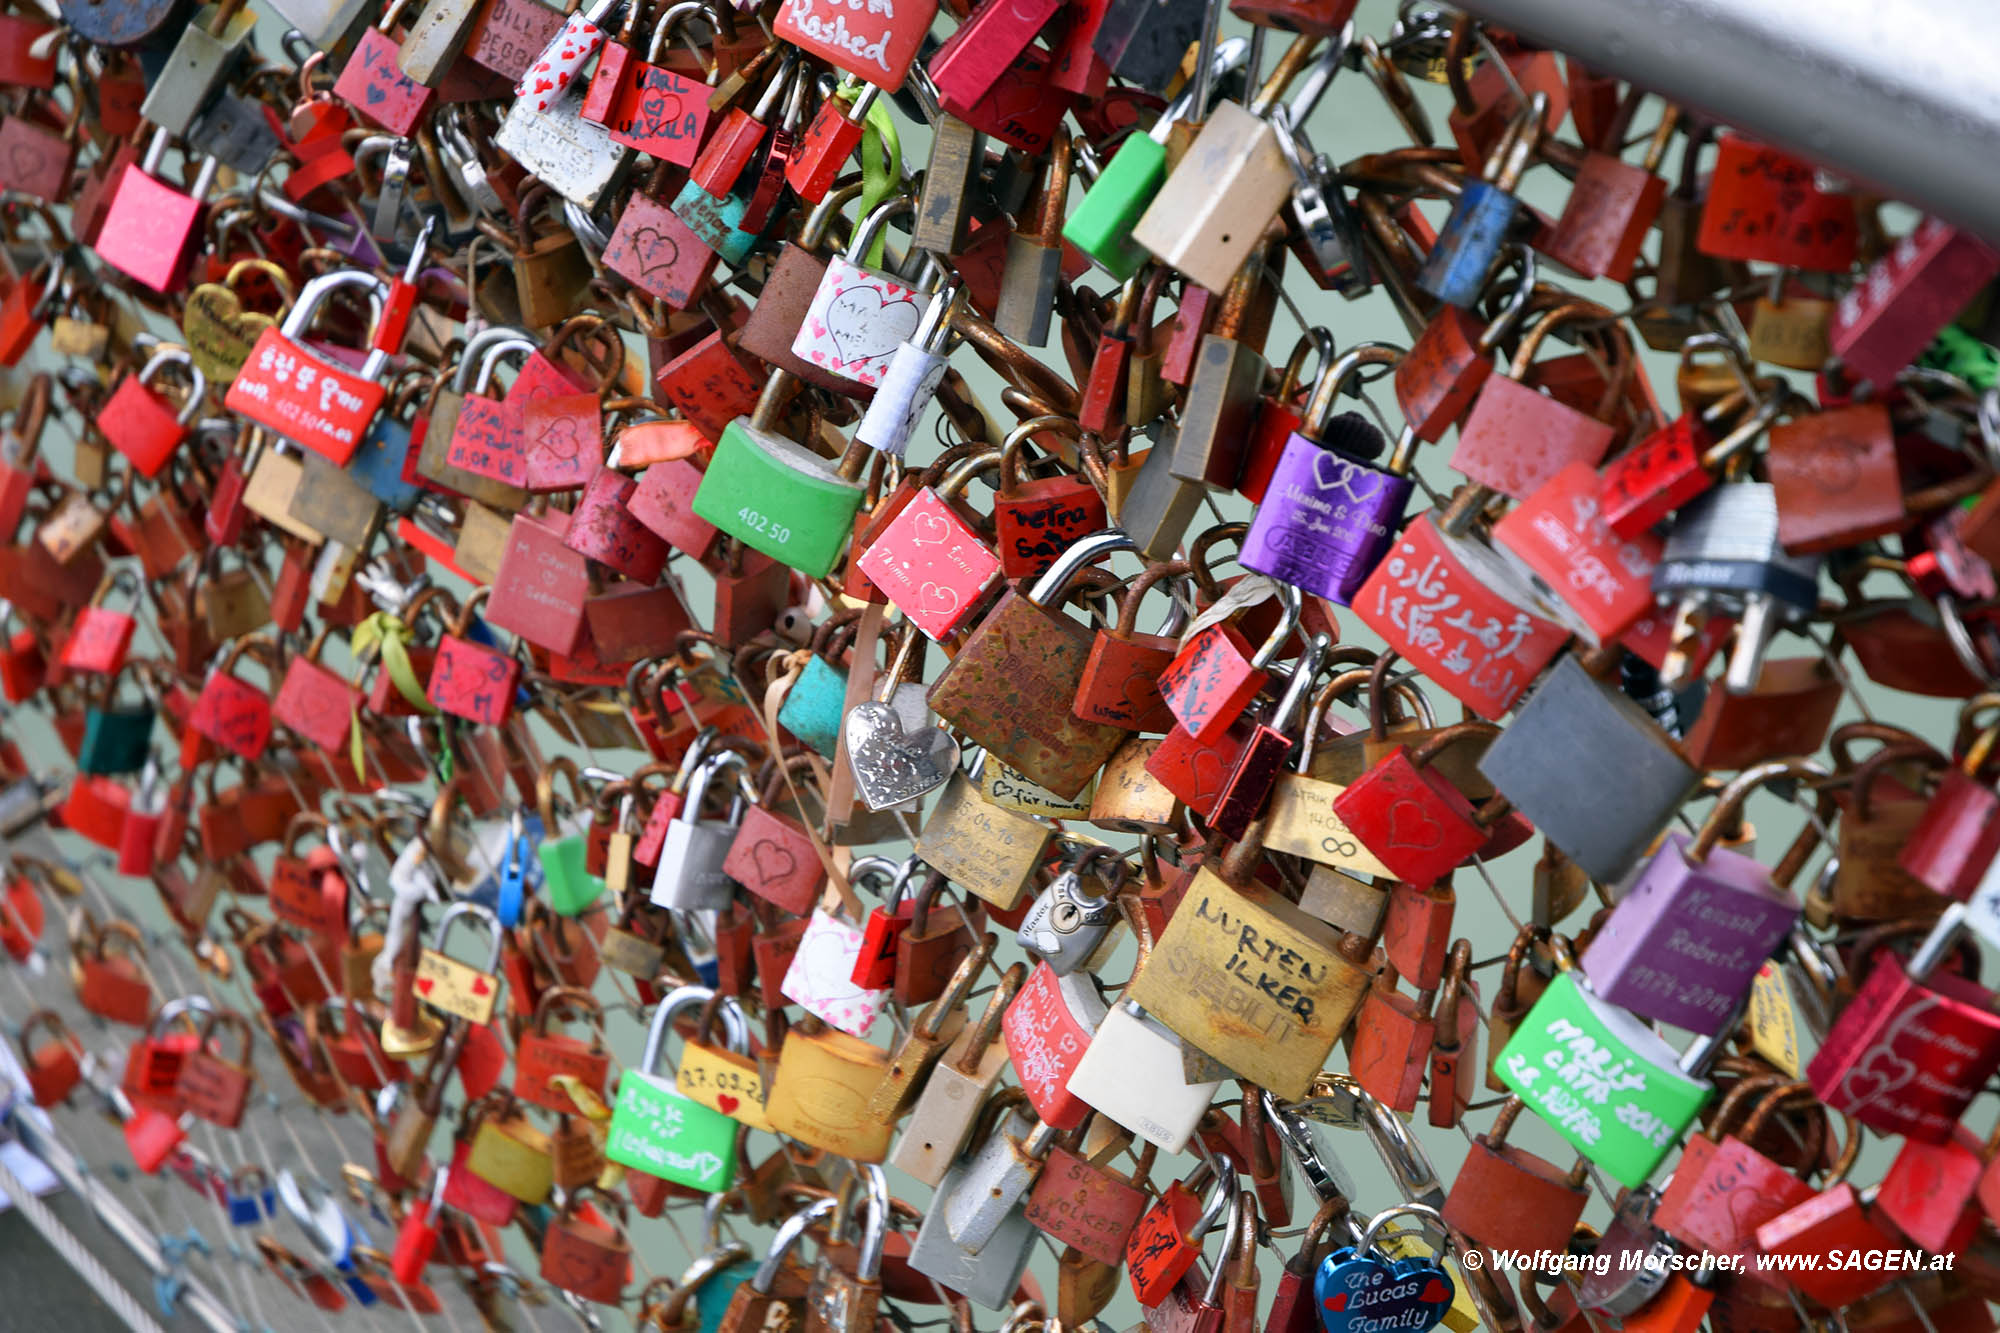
left=349, top=611, right=435, bottom=780
left=849, top=84, right=902, bottom=270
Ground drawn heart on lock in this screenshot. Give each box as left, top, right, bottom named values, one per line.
left=536, top=418, right=584, bottom=462
left=917, top=582, right=960, bottom=618
left=824, top=285, right=918, bottom=366
left=1386, top=799, right=1442, bottom=850
left=628, top=226, right=681, bottom=280
left=415, top=977, right=435, bottom=996
left=909, top=510, right=952, bottom=546
left=750, top=840, right=796, bottom=885
left=4, top=142, right=43, bottom=184
left=844, top=700, right=959, bottom=811
left=1189, top=748, right=1225, bottom=802
left=716, top=1094, right=740, bottom=1114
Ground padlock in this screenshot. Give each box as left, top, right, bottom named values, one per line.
left=1764, top=398, right=1907, bottom=554
left=886, top=956, right=1016, bottom=1179
left=1651, top=481, right=1823, bottom=695
left=17, top=1009, right=84, bottom=1106
left=74, top=918, right=155, bottom=1025
left=1579, top=759, right=1821, bottom=1034
left=691, top=383, right=876, bottom=578
left=1334, top=722, right=1516, bottom=890
left=94, top=128, right=219, bottom=292
left=715, top=1197, right=833, bottom=1333
left=607, top=985, right=743, bottom=1193
left=766, top=1012, right=895, bottom=1163
left=513, top=985, right=611, bottom=1114
left=541, top=1186, right=632, bottom=1304
left=1808, top=900, right=2000, bottom=1143
left=1312, top=1202, right=1458, bottom=1333
left=174, top=1008, right=256, bottom=1128
left=225, top=270, right=393, bottom=466
left=99, top=347, right=206, bottom=480
left=415, top=901, right=506, bottom=1026
left=1496, top=953, right=1735, bottom=1188
left=906, top=1115, right=1042, bottom=1309
left=782, top=903, right=893, bottom=1038
left=652, top=748, right=755, bottom=910
left=992, top=138, right=1071, bottom=349
left=1131, top=37, right=1320, bottom=294
left=1016, top=847, right=1124, bottom=976
left=1417, top=93, right=1547, bottom=307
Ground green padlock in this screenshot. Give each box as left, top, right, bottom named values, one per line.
left=1494, top=967, right=1724, bottom=1188
left=605, top=985, right=743, bottom=1194
left=1063, top=38, right=1247, bottom=279
left=536, top=760, right=606, bottom=916
left=78, top=667, right=157, bottom=776
left=691, top=371, right=873, bottom=579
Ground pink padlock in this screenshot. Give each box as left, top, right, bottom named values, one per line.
left=1493, top=461, right=1661, bottom=645
left=854, top=463, right=1003, bottom=640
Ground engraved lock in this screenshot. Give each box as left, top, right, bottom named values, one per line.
left=605, top=984, right=746, bottom=1193
left=1580, top=758, right=1821, bottom=1034
left=691, top=374, right=876, bottom=578
left=1808, top=901, right=2000, bottom=1144
left=1016, top=847, right=1124, bottom=975
left=1242, top=344, right=1420, bottom=604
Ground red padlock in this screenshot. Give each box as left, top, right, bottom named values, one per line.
left=175, top=1009, right=257, bottom=1129
left=74, top=919, right=154, bottom=1024
left=17, top=1010, right=83, bottom=1106
left=1335, top=723, right=1513, bottom=889
left=98, top=348, right=204, bottom=479
left=124, top=1104, right=187, bottom=1173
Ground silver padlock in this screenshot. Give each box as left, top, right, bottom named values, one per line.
left=856, top=279, right=961, bottom=458
left=1014, top=846, right=1124, bottom=976
left=397, top=0, right=482, bottom=85
left=941, top=1112, right=1059, bottom=1254
left=1651, top=481, right=1822, bottom=694
left=142, top=0, right=257, bottom=136
left=905, top=1111, right=1041, bottom=1310
left=648, top=751, right=754, bottom=910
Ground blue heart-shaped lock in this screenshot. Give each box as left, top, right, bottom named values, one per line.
left=1313, top=1248, right=1455, bottom=1333
left=1313, top=1200, right=1459, bottom=1333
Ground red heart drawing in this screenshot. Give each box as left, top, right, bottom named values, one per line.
left=751, top=840, right=797, bottom=884
left=470, top=975, right=492, bottom=995
left=1322, top=1294, right=1348, bottom=1312
left=1387, top=798, right=1443, bottom=850
left=534, top=78, right=554, bottom=93
left=1419, top=1279, right=1449, bottom=1304
left=414, top=977, right=435, bottom=995
left=716, top=1094, right=740, bottom=1114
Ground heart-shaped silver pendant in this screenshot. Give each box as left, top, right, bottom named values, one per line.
left=844, top=701, right=959, bottom=811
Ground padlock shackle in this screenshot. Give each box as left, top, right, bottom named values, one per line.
left=432, top=900, right=505, bottom=973
left=914, top=931, right=995, bottom=1039
left=1302, top=342, right=1402, bottom=442
left=754, top=1196, right=837, bottom=1293
left=1028, top=529, right=1135, bottom=607
left=450, top=325, right=537, bottom=392
left=1686, top=757, right=1830, bottom=862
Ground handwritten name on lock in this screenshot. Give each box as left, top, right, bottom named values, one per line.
left=1151, top=889, right=1329, bottom=1032
left=415, top=950, right=499, bottom=1025
left=1354, top=518, right=1568, bottom=719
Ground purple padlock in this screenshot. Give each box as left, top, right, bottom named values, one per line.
left=1581, top=761, right=1814, bottom=1034
left=1241, top=344, right=1418, bottom=604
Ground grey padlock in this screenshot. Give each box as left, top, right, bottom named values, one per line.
left=1477, top=654, right=1701, bottom=886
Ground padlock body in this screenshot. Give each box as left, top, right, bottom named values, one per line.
left=1240, top=433, right=1410, bottom=603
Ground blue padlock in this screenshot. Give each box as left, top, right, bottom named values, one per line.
left=1314, top=1204, right=1457, bottom=1333
left=1417, top=93, right=1548, bottom=309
